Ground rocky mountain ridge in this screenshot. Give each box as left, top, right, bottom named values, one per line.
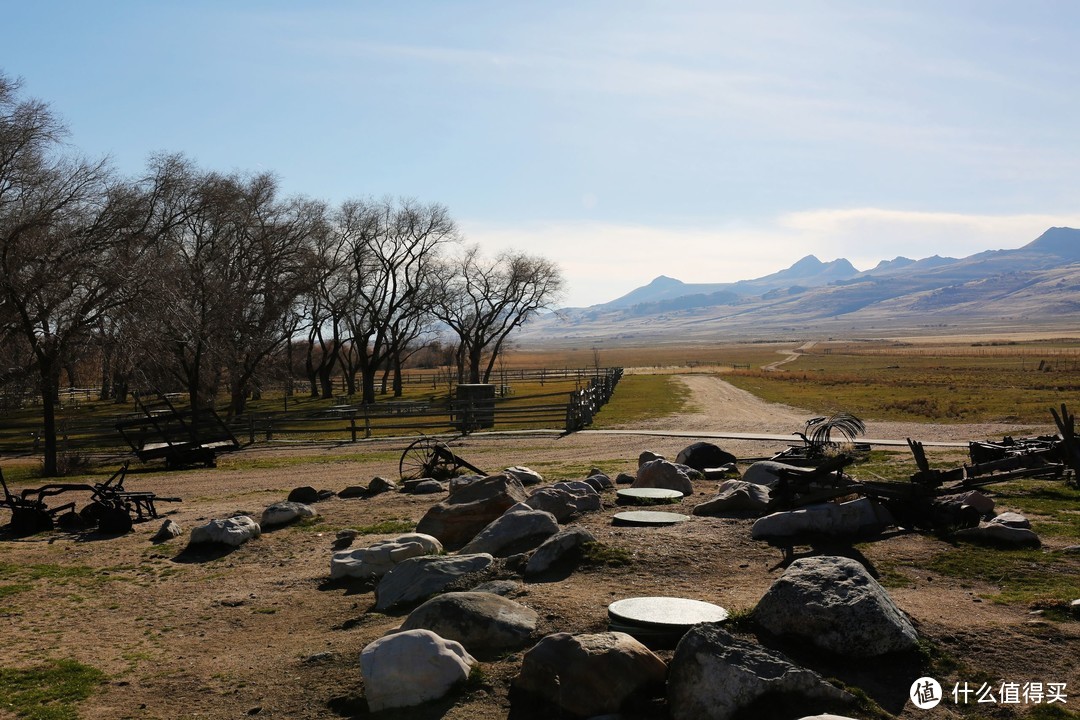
left=520, top=227, right=1080, bottom=344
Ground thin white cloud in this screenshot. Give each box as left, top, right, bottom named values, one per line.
left=463, top=210, right=1080, bottom=308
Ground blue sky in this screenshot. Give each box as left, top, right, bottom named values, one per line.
left=7, top=1, right=1080, bottom=306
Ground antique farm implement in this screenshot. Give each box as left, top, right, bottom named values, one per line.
left=770, top=412, right=872, bottom=466
left=767, top=405, right=1080, bottom=531
left=0, top=462, right=180, bottom=536
left=116, top=393, right=240, bottom=468
left=399, top=437, right=486, bottom=480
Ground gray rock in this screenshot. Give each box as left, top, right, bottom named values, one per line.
left=189, top=516, right=261, bottom=547
left=751, top=498, right=893, bottom=540
left=330, top=533, right=442, bottom=581
left=553, top=480, right=599, bottom=496
left=416, top=474, right=528, bottom=550
left=459, top=505, right=559, bottom=557
left=287, top=486, right=319, bottom=503
left=585, top=473, right=614, bottom=491
left=410, top=479, right=447, bottom=495
left=676, top=442, right=737, bottom=472
left=367, top=476, right=397, bottom=494
left=360, top=629, right=477, bottom=712
left=953, top=522, right=1041, bottom=547
left=151, top=519, right=182, bottom=543
left=448, top=474, right=485, bottom=494
left=374, top=553, right=495, bottom=611
left=693, top=480, right=771, bottom=516
left=399, top=591, right=538, bottom=658
left=638, top=451, right=665, bottom=467
left=470, top=579, right=522, bottom=596
left=615, top=472, right=636, bottom=485
left=668, top=624, right=852, bottom=720
left=513, top=632, right=667, bottom=717
left=338, top=485, right=367, bottom=499
left=504, top=466, right=544, bottom=486
left=525, top=527, right=597, bottom=576
left=632, top=459, right=693, bottom=496
left=525, top=487, right=602, bottom=522
left=754, top=556, right=919, bottom=657
left=741, top=461, right=804, bottom=489
left=939, top=490, right=995, bottom=515
left=317, top=489, right=336, bottom=501
left=260, top=501, right=317, bottom=528
left=990, top=511, right=1031, bottom=529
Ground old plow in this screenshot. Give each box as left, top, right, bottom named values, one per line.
left=0, top=462, right=181, bottom=536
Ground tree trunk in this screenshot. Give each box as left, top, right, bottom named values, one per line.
left=40, top=364, right=61, bottom=477
left=392, top=356, right=403, bottom=397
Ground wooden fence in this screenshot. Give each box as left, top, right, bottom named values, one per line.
left=0, top=368, right=624, bottom=456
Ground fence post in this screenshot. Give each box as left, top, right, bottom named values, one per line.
left=350, top=414, right=357, bottom=443
left=363, top=404, right=371, bottom=438
left=265, top=418, right=273, bottom=441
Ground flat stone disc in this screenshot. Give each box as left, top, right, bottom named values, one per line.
left=612, top=510, right=689, bottom=527
left=616, top=487, right=683, bottom=504
left=608, top=596, right=729, bottom=628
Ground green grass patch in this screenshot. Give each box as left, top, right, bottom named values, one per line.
left=352, top=520, right=416, bottom=535
left=590, top=374, right=694, bottom=428
left=1025, top=707, right=1080, bottom=720
left=923, top=545, right=1080, bottom=606
left=0, top=658, right=107, bottom=720
left=0, top=563, right=97, bottom=584
left=579, top=542, right=633, bottom=567
left=0, top=583, right=32, bottom=600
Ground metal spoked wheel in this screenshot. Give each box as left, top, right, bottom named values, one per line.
left=399, top=437, right=453, bottom=481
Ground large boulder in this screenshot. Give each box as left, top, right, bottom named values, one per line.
left=399, top=591, right=538, bottom=658
left=751, top=498, right=893, bottom=540
left=459, top=505, right=559, bottom=557
left=189, top=516, right=261, bottom=547
left=676, top=442, right=737, bottom=472
left=754, top=556, right=918, bottom=657
left=416, top=474, right=528, bottom=550
left=525, top=487, right=602, bottom=522
left=693, top=480, right=771, bottom=516
left=667, top=624, right=852, bottom=720
left=374, top=553, right=495, bottom=611
left=632, top=459, right=693, bottom=497
left=367, top=476, right=397, bottom=494
left=360, top=629, right=477, bottom=712
left=525, top=527, right=597, bottom=576
left=287, top=486, right=320, bottom=503
left=151, top=519, right=182, bottom=543
left=330, top=533, right=442, bottom=581
left=260, top=501, right=317, bottom=528
left=513, top=632, right=666, bottom=717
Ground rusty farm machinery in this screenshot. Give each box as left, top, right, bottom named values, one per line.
left=0, top=462, right=180, bottom=537
left=764, top=404, right=1080, bottom=532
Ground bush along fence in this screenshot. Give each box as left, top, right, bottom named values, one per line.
left=0, top=368, right=625, bottom=457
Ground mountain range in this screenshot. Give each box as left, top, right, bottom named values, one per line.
left=519, top=227, right=1080, bottom=344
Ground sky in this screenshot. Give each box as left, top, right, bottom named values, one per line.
left=6, top=1, right=1080, bottom=307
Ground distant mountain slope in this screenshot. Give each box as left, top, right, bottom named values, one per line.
left=526, top=227, right=1080, bottom=344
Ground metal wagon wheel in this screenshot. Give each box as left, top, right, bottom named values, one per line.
left=399, top=437, right=454, bottom=480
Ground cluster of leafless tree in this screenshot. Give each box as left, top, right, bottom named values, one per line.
left=0, top=74, right=563, bottom=475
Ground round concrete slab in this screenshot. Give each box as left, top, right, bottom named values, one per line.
left=616, top=487, right=683, bottom=504
left=608, top=596, right=729, bottom=628
left=612, top=510, right=690, bottom=527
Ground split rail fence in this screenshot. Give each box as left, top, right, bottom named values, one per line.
left=0, top=368, right=623, bottom=456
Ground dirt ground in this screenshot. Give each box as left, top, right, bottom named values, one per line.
left=1, top=375, right=1077, bottom=720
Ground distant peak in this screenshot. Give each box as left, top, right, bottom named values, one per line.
left=648, top=275, right=683, bottom=286
left=791, top=255, right=823, bottom=268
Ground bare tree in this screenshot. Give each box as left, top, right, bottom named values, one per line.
left=340, top=198, right=457, bottom=404
left=435, top=246, right=563, bottom=384
left=144, top=166, right=323, bottom=417
left=0, top=76, right=187, bottom=474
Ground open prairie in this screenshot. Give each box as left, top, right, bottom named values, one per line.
left=2, top=339, right=1080, bottom=720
